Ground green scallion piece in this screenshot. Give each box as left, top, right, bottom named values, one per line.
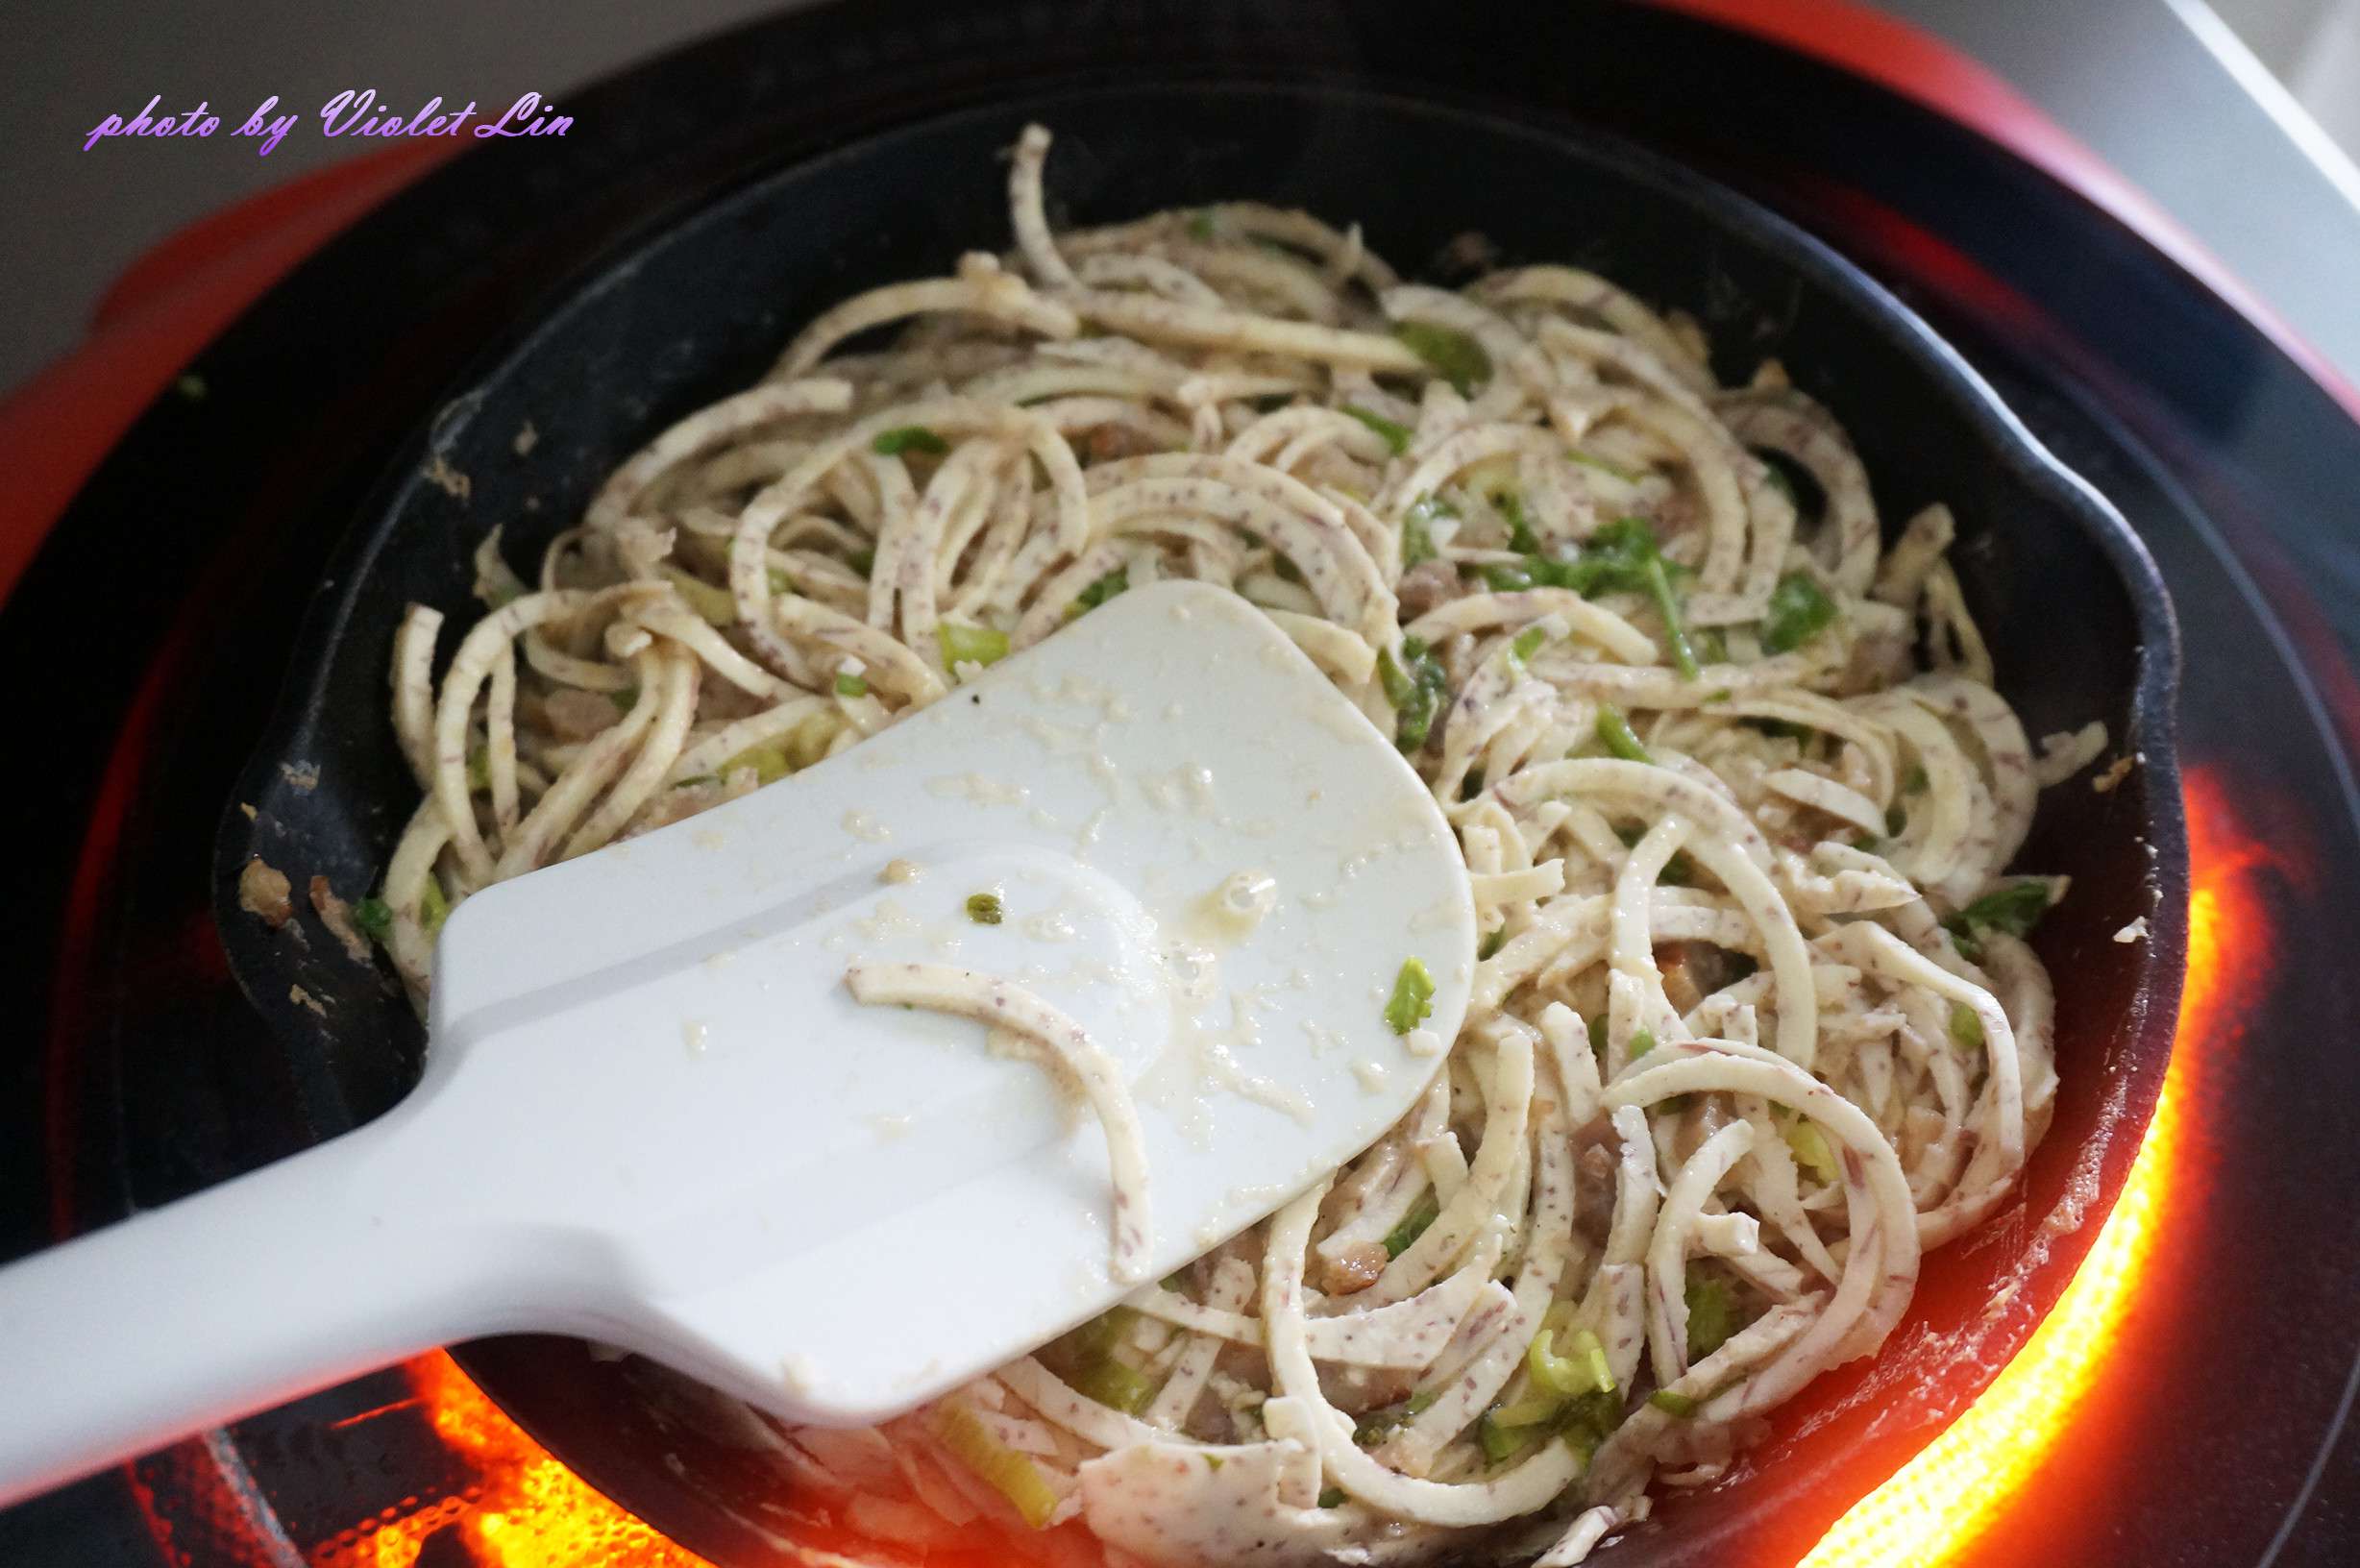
left=1393, top=321, right=1491, bottom=396
left=1477, top=927, right=1507, bottom=961
left=937, top=622, right=1011, bottom=669
left=1071, top=567, right=1130, bottom=615
left=1384, top=957, right=1436, bottom=1035
left=848, top=549, right=875, bottom=576
left=1528, top=1327, right=1615, bottom=1399
left=1073, top=1356, right=1157, bottom=1415
left=1340, top=404, right=1412, bottom=455
left=1627, top=1029, right=1656, bottom=1062
left=608, top=685, right=639, bottom=714
left=872, top=425, right=948, bottom=457
left=966, top=892, right=1004, bottom=926
left=1565, top=448, right=1641, bottom=483
left=1511, top=625, right=1547, bottom=664
left=1761, top=572, right=1838, bottom=653
left=418, top=875, right=451, bottom=939
left=835, top=670, right=869, bottom=698
left=1784, top=1116, right=1838, bottom=1184
left=721, top=741, right=793, bottom=786
left=1596, top=704, right=1653, bottom=764
left=1643, top=554, right=1700, bottom=680
left=1685, top=1273, right=1744, bottom=1360
left=933, top=1402, right=1060, bottom=1529
left=1649, top=1390, right=1701, bottom=1418
left=1950, top=1001, right=1985, bottom=1050
left=352, top=896, right=393, bottom=943
left=1377, top=636, right=1448, bottom=752
left=1383, top=1191, right=1440, bottom=1260
left=1186, top=209, right=1217, bottom=240
left=1401, top=496, right=1444, bottom=565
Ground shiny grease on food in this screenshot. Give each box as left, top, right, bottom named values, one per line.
left=372, top=124, right=2110, bottom=1566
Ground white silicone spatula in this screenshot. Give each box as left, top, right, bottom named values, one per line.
left=0, top=579, right=1473, bottom=1507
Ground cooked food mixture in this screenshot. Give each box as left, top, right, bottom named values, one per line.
left=373, top=125, right=2108, bottom=1565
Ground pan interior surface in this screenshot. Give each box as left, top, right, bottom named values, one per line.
left=211, top=82, right=2184, bottom=1567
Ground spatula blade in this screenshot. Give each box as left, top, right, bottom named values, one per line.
left=420, top=581, right=1473, bottom=1425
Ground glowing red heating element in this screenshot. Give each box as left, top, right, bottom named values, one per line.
left=355, top=770, right=2255, bottom=1568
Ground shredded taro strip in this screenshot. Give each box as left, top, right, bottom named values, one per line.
left=371, top=124, right=2104, bottom=1564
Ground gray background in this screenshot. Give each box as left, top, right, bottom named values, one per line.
left=6, top=0, right=2357, bottom=396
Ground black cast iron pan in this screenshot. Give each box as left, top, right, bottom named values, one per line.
left=208, top=83, right=2186, bottom=1566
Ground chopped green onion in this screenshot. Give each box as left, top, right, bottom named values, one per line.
left=1761, top=572, right=1838, bottom=653
left=1565, top=448, right=1641, bottom=483
left=835, top=670, right=869, bottom=698
left=1783, top=1116, right=1839, bottom=1184
left=1489, top=1392, right=1565, bottom=1429
left=1588, top=1014, right=1608, bottom=1060
left=1067, top=1306, right=1139, bottom=1360
left=872, top=425, right=948, bottom=457
left=1696, top=628, right=1731, bottom=666
left=1477, top=1409, right=1542, bottom=1464
left=1384, top=957, right=1436, bottom=1035
left=1596, top=704, right=1653, bottom=764
left=1377, top=637, right=1449, bottom=752
left=1317, top=1487, right=1346, bottom=1509
left=1383, top=1191, right=1440, bottom=1260
left=1353, top=1391, right=1434, bottom=1446
left=608, top=685, right=639, bottom=713
left=465, top=747, right=489, bottom=791
left=352, top=896, right=393, bottom=942
left=1511, top=625, right=1548, bottom=664
left=1950, top=1001, right=1985, bottom=1050
left=1954, top=882, right=2052, bottom=940
left=722, top=741, right=793, bottom=785
left=1073, top=1356, right=1157, bottom=1415
left=1627, top=1029, right=1656, bottom=1062
left=1685, top=1273, right=1743, bottom=1360
left=1556, top=1388, right=1628, bottom=1456
left=1503, top=493, right=1540, bottom=555
left=1649, top=1390, right=1701, bottom=1417
left=1186, top=209, right=1217, bottom=241
left=933, top=1402, right=1060, bottom=1529
left=1477, top=927, right=1507, bottom=961
left=1340, top=404, right=1412, bottom=455
left=417, top=875, right=450, bottom=939
left=1903, top=764, right=1930, bottom=794
left=1641, top=556, right=1700, bottom=680
left=1401, top=495, right=1451, bottom=565
left=1528, top=1327, right=1615, bottom=1398
left=966, top=892, right=1004, bottom=926
left=1885, top=802, right=1907, bottom=836
left=848, top=549, right=875, bottom=576
left=1393, top=321, right=1491, bottom=396
left=658, top=565, right=738, bottom=625
left=937, top=622, right=1011, bottom=669
left=767, top=567, right=794, bottom=597
left=1071, top=567, right=1130, bottom=616
left=1481, top=562, right=1535, bottom=593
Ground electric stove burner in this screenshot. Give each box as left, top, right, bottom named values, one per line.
left=6, top=3, right=2357, bottom=1565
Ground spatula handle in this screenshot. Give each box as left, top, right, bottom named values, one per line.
left=0, top=1113, right=498, bottom=1508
